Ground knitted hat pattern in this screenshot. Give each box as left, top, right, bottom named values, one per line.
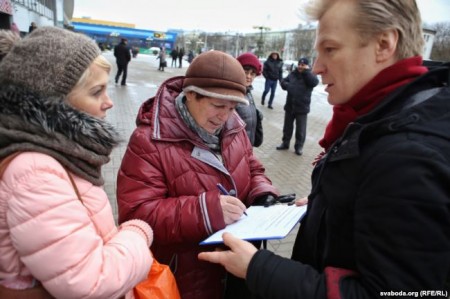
left=183, top=50, right=248, bottom=105
left=0, top=26, right=100, bottom=97
left=237, top=52, right=262, bottom=76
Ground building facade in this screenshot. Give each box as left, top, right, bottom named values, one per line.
left=1, top=0, right=71, bottom=35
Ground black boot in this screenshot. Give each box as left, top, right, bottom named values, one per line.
left=276, top=143, right=289, bottom=150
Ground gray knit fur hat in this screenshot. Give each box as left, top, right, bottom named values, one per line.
left=0, top=26, right=100, bottom=97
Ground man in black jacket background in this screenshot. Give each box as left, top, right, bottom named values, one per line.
left=261, top=52, right=283, bottom=109
left=277, top=57, right=319, bottom=155
left=114, top=38, right=131, bottom=86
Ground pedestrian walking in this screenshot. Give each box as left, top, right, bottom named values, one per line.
left=261, top=51, right=283, bottom=109
left=277, top=57, right=319, bottom=155
left=114, top=38, right=131, bottom=86
left=28, top=22, right=37, bottom=34
left=157, top=47, right=167, bottom=71
left=170, top=47, right=178, bottom=67
left=178, top=47, right=185, bottom=68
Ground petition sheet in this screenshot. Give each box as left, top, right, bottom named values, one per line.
left=200, top=205, right=307, bottom=245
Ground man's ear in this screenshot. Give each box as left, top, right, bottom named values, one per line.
left=375, top=29, right=399, bottom=63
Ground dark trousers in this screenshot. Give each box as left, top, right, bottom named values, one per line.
left=262, top=79, right=278, bottom=107
left=178, top=57, right=183, bottom=68
left=171, top=58, right=177, bottom=67
left=115, top=62, right=128, bottom=84
left=281, top=111, right=307, bottom=150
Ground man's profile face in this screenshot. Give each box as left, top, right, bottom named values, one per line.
left=312, top=1, right=382, bottom=105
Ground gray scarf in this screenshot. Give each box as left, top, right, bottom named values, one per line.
left=0, top=85, right=120, bottom=186
left=175, top=92, right=221, bottom=151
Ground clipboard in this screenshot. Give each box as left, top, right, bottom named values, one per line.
left=200, top=204, right=307, bottom=245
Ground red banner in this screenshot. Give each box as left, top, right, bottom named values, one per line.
left=0, top=0, right=13, bottom=15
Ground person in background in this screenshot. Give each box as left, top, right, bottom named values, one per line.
left=0, top=27, right=153, bottom=299
left=117, top=50, right=279, bottom=299
left=187, top=49, right=195, bottom=63
left=114, top=38, right=131, bottom=86
left=170, top=47, right=178, bottom=67
left=28, top=22, right=37, bottom=34
left=261, top=51, right=283, bottom=109
left=178, top=47, right=185, bottom=68
left=277, top=57, right=319, bottom=155
left=199, top=0, right=450, bottom=298
left=157, top=47, right=167, bottom=71
left=236, top=52, right=264, bottom=147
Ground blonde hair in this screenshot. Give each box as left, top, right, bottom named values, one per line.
left=304, top=0, right=424, bottom=59
left=73, top=55, right=111, bottom=89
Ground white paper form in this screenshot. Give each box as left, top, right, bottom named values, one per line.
left=200, top=205, right=307, bottom=245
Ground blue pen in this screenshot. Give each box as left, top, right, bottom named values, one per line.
left=217, top=183, right=248, bottom=216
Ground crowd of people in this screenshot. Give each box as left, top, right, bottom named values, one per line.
left=1, top=0, right=449, bottom=298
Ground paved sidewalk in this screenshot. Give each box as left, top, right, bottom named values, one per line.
left=102, top=52, right=332, bottom=258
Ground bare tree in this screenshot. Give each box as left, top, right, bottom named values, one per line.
left=291, top=27, right=316, bottom=62
left=428, top=22, right=450, bottom=62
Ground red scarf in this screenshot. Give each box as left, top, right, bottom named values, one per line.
left=319, top=56, right=428, bottom=151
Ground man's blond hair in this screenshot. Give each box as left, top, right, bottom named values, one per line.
left=304, top=0, right=424, bottom=59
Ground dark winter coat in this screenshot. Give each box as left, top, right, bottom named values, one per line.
left=117, top=76, right=279, bottom=299
left=170, top=49, right=178, bottom=59
left=280, top=68, right=319, bottom=114
left=245, top=65, right=450, bottom=298
left=236, top=86, right=259, bottom=146
left=262, top=53, right=283, bottom=81
left=114, top=41, right=131, bottom=65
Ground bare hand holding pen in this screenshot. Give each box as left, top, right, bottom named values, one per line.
left=220, top=195, right=247, bottom=225
left=217, top=183, right=247, bottom=224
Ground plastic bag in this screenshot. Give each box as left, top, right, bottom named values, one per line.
left=134, top=259, right=180, bottom=299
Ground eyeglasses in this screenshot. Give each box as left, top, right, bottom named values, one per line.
left=244, top=69, right=257, bottom=77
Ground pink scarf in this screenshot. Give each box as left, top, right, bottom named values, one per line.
left=319, top=56, right=428, bottom=151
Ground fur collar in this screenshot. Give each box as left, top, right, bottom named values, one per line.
left=0, top=85, right=120, bottom=186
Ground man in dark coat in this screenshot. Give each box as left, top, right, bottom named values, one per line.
left=198, top=0, right=450, bottom=298
left=261, top=52, right=283, bottom=109
left=113, top=38, right=131, bottom=86
left=170, top=47, right=178, bottom=67
left=277, top=57, right=319, bottom=155
left=178, top=47, right=185, bottom=68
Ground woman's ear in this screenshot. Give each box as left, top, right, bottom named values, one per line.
left=375, top=29, right=399, bottom=63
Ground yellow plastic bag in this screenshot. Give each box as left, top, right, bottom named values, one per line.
left=134, top=259, right=180, bottom=299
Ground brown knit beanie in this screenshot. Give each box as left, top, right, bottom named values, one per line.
left=183, top=51, right=248, bottom=105
left=0, top=26, right=100, bottom=97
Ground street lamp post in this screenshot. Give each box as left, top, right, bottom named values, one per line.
left=253, top=25, right=271, bottom=58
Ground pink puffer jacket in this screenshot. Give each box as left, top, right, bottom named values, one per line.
left=0, top=152, right=153, bottom=299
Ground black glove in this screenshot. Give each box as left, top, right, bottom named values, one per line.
left=276, top=193, right=296, bottom=203
left=253, top=194, right=277, bottom=207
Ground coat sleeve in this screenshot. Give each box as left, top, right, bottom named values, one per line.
left=246, top=138, right=450, bottom=299
left=278, top=62, right=284, bottom=80
left=247, top=250, right=327, bottom=299
left=302, top=70, right=319, bottom=87
left=242, top=133, right=280, bottom=203
left=117, top=128, right=225, bottom=245
left=280, top=74, right=290, bottom=90
left=5, top=154, right=151, bottom=299
left=126, top=47, right=131, bottom=62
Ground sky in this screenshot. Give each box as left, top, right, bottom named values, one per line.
left=73, top=0, right=450, bottom=33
